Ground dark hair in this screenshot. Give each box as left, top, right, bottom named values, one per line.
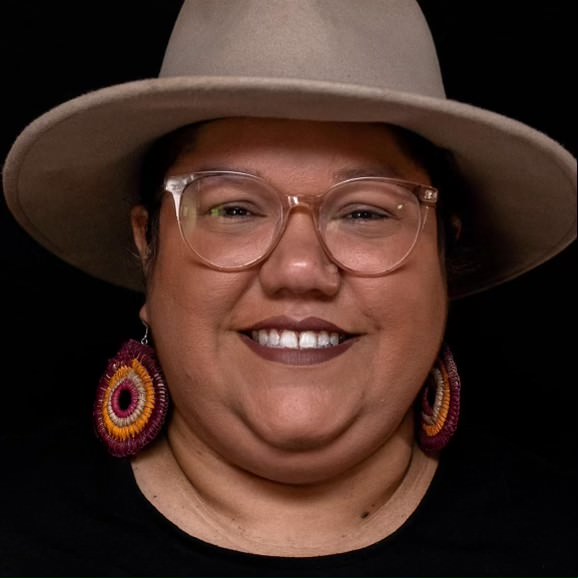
left=138, top=122, right=207, bottom=263
left=389, top=126, right=467, bottom=258
left=136, top=121, right=467, bottom=276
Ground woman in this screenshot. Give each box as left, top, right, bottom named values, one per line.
left=1, top=1, right=575, bottom=576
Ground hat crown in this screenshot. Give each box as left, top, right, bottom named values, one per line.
left=160, top=0, right=446, bottom=98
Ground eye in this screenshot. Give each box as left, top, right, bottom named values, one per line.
left=337, top=204, right=396, bottom=223
left=343, top=208, right=390, bottom=221
left=325, top=202, right=404, bottom=239
left=208, top=204, right=257, bottom=218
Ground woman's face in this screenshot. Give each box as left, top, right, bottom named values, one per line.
left=135, top=118, right=447, bottom=483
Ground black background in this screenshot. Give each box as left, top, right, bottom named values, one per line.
left=1, top=1, right=575, bottom=467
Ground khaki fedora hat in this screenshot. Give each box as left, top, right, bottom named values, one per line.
left=3, top=0, right=576, bottom=298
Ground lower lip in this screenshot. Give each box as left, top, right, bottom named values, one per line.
left=240, top=334, right=356, bottom=366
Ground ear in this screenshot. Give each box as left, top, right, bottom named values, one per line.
left=138, top=303, right=151, bottom=326
left=131, top=205, right=151, bottom=265
left=131, top=207, right=153, bottom=321
left=450, top=214, right=463, bottom=243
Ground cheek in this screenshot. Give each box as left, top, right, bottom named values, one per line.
left=145, top=206, right=246, bottom=321
left=363, top=243, right=447, bottom=331
left=404, top=224, right=447, bottom=331
left=356, top=245, right=447, bottom=396
left=361, top=279, right=446, bottom=376
left=142, top=217, right=250, bottom=378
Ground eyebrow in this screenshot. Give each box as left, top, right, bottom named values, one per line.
left=185, top=165, right=405, bottom=181
left=333, top=166, right=405, bottom=181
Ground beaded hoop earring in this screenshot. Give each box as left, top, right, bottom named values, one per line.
left=417, top=344, right=461, bottom=454
left=93, top=329, right=169, bottom=457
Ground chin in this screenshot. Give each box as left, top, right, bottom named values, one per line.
left=234, top=418, right=383, bottom=485
left=247, top=451, right=358, bottom=486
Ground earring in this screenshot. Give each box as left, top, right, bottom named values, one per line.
left=93, top=326, right=169, bottom=458
left=417, top=344, right=461, bottom=454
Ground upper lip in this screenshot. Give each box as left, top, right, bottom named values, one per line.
left=243, top=316, right=353, bottom=334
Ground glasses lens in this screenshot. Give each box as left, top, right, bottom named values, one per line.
left=320, top=179, right=422, bottom=274
left=179, top=173, right=283, bottom=268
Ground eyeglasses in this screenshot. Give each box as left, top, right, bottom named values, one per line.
left=164, top=170, right=438, bottom=276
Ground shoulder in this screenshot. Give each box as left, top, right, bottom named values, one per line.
left=0, top=421, right=134, bottom=575
left=420, top=427, right=577, bottom=575
left=441, top=427, right=575, bottom=511
left=1, top=420, right=113, bottom=489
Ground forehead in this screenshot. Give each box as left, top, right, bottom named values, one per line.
left=167, top=118, right=430, bottom=183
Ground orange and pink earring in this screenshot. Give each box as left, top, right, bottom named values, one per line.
left=93, top=329, right=169, bottom=457
left=417, top=344, right=461, bottom=454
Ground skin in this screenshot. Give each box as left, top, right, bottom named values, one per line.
left=131, top=118, right=448, bottom=554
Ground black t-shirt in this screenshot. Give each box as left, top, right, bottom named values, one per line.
left=1, top=422, right=575, bottom=577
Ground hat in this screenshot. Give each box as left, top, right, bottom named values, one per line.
left=3, top=0, right=576, bottom=298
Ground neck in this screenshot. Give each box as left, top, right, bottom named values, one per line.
left=132, top=415, right=438, bottom=556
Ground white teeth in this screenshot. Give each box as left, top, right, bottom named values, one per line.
left=299, top=331, right=317, bottom=349
left=256, top=329, right=280, bottom=347
left=251, top=329, right=344, bottom=349
left=280, top=330, right=298, bottom=349
left=317, top=331, right=330, bottom=347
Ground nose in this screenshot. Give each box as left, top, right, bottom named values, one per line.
left=258, top=210, right=341, bottom=298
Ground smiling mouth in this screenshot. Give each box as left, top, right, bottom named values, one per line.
left=241, top=332, right=356, bottom=366
left=239, top=316, right=358, bottom=365
left=249, top=329, right=349, bottom=350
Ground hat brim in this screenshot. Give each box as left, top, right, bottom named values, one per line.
left=3, top=76, right=576, bottom=298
